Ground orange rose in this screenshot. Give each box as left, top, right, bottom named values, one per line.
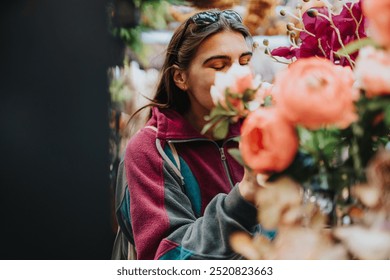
left=354, top=46, right=390, bottom=97
left=272, top=57, right=358, bottom=129
left=240, top=108, right=298, bottom=173
left=363, top=0, right=390, bottom=48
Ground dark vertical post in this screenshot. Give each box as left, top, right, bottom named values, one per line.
left=0, top=0, right=115, bottom=259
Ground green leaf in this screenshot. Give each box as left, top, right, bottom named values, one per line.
left=263, top=95, right=273, bottom=107
left=336, top=37, right=379, bottom=57
left=385, top=105, right=390, bottom=126
left=224, top=90, right=237, bottom=112
left=207, top=104, right=234, bottom=119
left=201, top=115, right=222, bottom=135
left=228, top=148, right=245, bottom=166
left=297, top=126, right=314, bottom=147
left=213, top=118, right=229, bottom=140
left=366, top=99, right=386, bottom=111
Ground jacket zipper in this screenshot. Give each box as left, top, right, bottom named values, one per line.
left=219, top=147, right=234, bottom=187
left=168, top=138, right=236, bottom=188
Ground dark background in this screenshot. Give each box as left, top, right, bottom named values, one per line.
left=0, top=0, right=120, bottom=259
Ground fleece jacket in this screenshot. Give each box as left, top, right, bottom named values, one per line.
left=124, top=107, right=258, bottom=259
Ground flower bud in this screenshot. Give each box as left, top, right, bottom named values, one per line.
left=296, top=4, right=302, bottom=10
left=263, top=39, right=269, bottom=47
left=289, top=31, right=297, bottom=38
left=307, top=9, right=319, bottom=17
left=286, top=23, right=295, bottom=31
left=280, top=9, right=286, bottom=16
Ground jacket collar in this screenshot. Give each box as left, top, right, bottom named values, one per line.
left=150, top=107, right=241, bottom=141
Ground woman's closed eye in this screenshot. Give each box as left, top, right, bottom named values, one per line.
left=211, top=59, right=251, bottom=71
left=206, top=54, right=252, bottom=71
left=239, top=56, right=251, bottom=66
left=211, top=63, right=227, bottom=71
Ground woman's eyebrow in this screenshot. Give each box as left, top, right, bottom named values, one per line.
left=202, top=52, right=253, bottom=65
left=240, top=51, right=253, bottom=58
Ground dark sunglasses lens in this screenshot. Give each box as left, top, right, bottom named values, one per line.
left=222, top=10, right=242, bottom=22
left=192, top=10, right=242, bottom=25
left=192, top=11, right=219, bottom=25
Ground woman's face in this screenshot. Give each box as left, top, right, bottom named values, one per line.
left=184, top=30, right=253, bottom=117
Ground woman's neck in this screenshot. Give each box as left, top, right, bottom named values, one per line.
left=183, top=108, right=214, bottom=139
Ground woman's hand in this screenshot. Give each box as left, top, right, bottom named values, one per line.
left=238, top=169, right=267, bottom=205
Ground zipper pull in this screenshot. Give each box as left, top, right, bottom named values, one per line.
left=219, top=148, right=226, bottom=161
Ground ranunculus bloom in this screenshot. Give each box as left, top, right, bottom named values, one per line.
left=354, top=46, right=390, bottom=97
left=363, top=0, right=390, bottom=48
left=210, top=63, right=257, bottom=113
left=273, top=57, right=359, bottom=129
left=240, top=108, right=298, bottom=173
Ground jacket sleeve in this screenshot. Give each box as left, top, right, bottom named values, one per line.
left=125, top=132, right=258, bottom=260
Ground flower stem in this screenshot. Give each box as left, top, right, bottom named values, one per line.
left=265, top=47, right=291, bottom=65
left=350, top=122, right=364, bottom=180
left=317, top=38, right=328, bottom=57
left=344, top=2, right=362, bottom=40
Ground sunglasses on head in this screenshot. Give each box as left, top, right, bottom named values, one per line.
left=174, top=10, right=243, bottom=54
left=190, top=10, right=242, bottom=26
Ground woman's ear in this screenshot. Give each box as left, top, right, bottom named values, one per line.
left=172, top=65, right=188, bottom=91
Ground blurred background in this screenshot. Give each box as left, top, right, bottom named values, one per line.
left=0, top=0, right=296, bottom=259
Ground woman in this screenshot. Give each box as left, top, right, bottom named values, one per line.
left=124, top=9, right=262, bottom=260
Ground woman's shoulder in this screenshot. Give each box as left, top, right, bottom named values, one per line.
left=126, top=125, right=158, bottom=154
left=124, top=127, right=160, bottom=170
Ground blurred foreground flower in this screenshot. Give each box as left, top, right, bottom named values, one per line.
left=273, top=57, right=358, bottom=129
left=334, top=149, right=390, bottom=259
left=354, top=46, right=390, bottom=97
left=231, top=177, right=348, bottom=260
left=240, top=108, right=298, bottom=174
left=363, top=0, right=390, bottom=49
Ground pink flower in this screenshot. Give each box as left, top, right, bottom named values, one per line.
left=271, top=3, right=367, bottom=66
left=210, top=63, right=257, bottom=113
left=273, top=57, right=359, bottom=129
left=354, top=46, right=390, bottom=97
left=240, top=108, right=298, bottom=174
left=271, top=46, right=298, bottom=60
left=363, top=0, right=390, bottom=48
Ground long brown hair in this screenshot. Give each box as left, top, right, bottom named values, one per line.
left=132, top=10, right=253, bottom=122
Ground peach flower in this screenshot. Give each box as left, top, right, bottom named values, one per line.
left=210, top=63, right=258, bottom=112
left=354, top=46, right=390, bottom=97
left=240, top=108, right=298, bottom=174
left=363, top=0, right=390, bottom=48
left=273, top=57, right=359, bottom=129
